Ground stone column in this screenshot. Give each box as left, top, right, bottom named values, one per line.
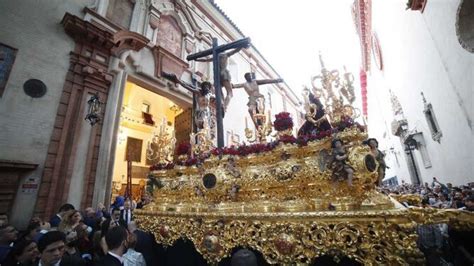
left=149, top=13, right=160, bottom=46
left=130, top=0, right=147, bottom=34
left=66, top=94, right=94, bottom=208
left=92, top=58, right=127, bottom=207
left=96, top=0, right=109, bottom=16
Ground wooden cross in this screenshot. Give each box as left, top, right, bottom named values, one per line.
left=186, top=37, right=251, bottom=148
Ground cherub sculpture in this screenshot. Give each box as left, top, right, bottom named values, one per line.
left=329, top=139, right=354, bottom=186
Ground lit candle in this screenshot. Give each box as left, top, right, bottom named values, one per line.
left=245, top=116, right=248, bottom=129
left=160, top=117, right=166, bottom=134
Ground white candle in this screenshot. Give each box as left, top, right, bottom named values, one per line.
left=245, top=116, right=248, bottom=129
left=160, top=117, right=166, bottom=134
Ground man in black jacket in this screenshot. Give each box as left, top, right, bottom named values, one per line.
left=96, top=226, right=128, bottom=266
left=36, top=231, right=84, bottom=266
left=120, top=200, right=133, bottom=228
left=49, top=204, right=75, bottom=228
left=111, top=208, right=126, bottom=229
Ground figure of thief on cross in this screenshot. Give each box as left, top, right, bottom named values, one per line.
left=232, top=72, right=283, bottom=127
left=162, top=72, right=213, bottom=131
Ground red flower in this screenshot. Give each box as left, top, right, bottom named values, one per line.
left=184, top=157, right=198, bottom=166
left=276, top=112, right=291, bottom=120
left=222, top=146, right=239, bottom=156
left=279, top=135, right=297, bottom=144
left=273, top=112, right=294, bottom=131
left=176, top=142, right=191, bottom=156
left=211, top=148, right=223, bottom=156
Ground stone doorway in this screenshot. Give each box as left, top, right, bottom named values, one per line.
left=110, top=80, right=191, bottom=202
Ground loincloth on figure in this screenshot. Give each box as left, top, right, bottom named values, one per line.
left=220, top=69, right=231, bottom=82
left=195, top=108, right=210, bottom=126
left=247, top=94, right=264, bottom=109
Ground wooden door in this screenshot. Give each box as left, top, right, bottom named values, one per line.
left=174, top=108, right=192, bottom=146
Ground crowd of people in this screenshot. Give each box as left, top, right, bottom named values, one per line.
left=0, top=195, right=264, bottom=266
left=0, top=195, right=157, bottom=266
left=381, top=178, right=474, bottom=265
left=381, top=178, right=474, bottom=210
left=0, top=178, right=472, bottom=266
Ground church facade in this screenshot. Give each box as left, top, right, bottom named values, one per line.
left=353, top=0, right=473, bottom=186
left=0, top=0, right=301, bottom=227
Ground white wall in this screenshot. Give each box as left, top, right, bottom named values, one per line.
left=0, top=0, right=92, bottom=227
left=186, top=2, right=301, bottom=145
left=367, top=0, right=474, bottom=186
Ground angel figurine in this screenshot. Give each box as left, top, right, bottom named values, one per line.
left=329, top=139, right=354, bottom=186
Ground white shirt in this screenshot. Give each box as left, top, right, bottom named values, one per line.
left=108, top=251, right=124, bottom=264
left=38, top=260, right=61, bottom=266
left=122, top=210, right=132, bottom=224
left=123, top=248, right=147, bottom=266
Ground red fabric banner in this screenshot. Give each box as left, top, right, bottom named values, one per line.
left=360, top=69, right=368, bottom=116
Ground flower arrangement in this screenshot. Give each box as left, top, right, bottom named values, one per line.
left=278, top=134, right=297, bottom=144
left=211, top=143, right=277, bottom=157
left=176, top=157, right=198, bottom=166
left=149, top=121, right=364, bottom=170
left=273, top=112, right=294, bottom=132
left=176, top=141, right=191, bottom=156
left=149, top=162, right=175, bottom=171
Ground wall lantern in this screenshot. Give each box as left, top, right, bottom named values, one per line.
left=85, top=93, right=103, bottom=126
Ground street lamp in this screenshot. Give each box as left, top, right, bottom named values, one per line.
left=404, top=137, right=420, bottom=185
left=85, top=93, right=102, bottom=126
left=405, top=138, right=418, bottom=151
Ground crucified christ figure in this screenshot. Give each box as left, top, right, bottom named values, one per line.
left=162, top=72, right=213, bottom=131
left=233, top=72, right=283, bottom=127
left=196, top=45, right=247, bottom=113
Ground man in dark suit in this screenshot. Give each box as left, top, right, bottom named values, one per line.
left=96, top=226, right=128, bottom=266
left=49, top=204, right=75, bottom=228
left=111, top=208, right=127, bottom=229
left=120, top=200, right=133, bottom=228
left=36, top=230, right=85, bottom=266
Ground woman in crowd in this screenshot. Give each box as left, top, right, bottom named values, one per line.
left=58, top=210, right=82, bottom=233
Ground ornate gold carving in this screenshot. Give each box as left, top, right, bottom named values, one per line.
left=146, top=119, right=176, bottom=164
left=391, top=193, right=422, bottom=207
left=190, top=126, right=214, bottom=155
left=135, top=207, right=473, bottom=264
left=139, top=126, right=474, bottom=264
left=245, top=106, right=272, bottom=143
left=307, top=54, right=360, bottom=125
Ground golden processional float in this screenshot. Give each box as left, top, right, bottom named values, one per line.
left=135, top=56, right=474, bottom=265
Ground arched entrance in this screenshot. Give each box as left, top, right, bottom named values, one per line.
left=109, top=77, right=192, bottom=202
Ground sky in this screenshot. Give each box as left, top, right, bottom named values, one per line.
left=213, top=0, right=363, bottom=105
